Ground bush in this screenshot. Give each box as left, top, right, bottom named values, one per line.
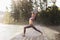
left=36, top=5, right=60, bottom=26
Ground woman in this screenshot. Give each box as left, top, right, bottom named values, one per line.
left=23, top=7, right=43, bottom=37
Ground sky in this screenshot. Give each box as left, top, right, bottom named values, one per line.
left=0, top=0, right=11, bottom=12
left=0, top=0, right=60, bottom=12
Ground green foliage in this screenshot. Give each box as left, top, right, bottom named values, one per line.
left=20, top=0, right=33, bottom=21
left=39, top=0, right=48, bottom=10
left=11, top=0, right=20, bottom=22
left=11, top=0, right=33, bottom=22
left=36, top=5, right=60, bottom=26
left=43, top=0, right=47, bottom=2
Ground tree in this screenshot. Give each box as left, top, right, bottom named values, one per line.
left=11, top=0, right=33, bottom=22
left=51, top=0, right=56, bottom=5
left=39, top=0, right=47, bottom=10
left=11, top=0, right=20, bottom=22
left=43, top=0, right=47, bottom=10
left=39, top=0, right=43, bottom=10
left=19, top=0, right=33, bottom=21
left=34, top=0, right=38, bottom=6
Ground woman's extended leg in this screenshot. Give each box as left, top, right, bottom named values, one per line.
left=31, top=25, right=43, bottom=34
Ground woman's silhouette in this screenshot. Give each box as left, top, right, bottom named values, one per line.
left=23, top=6, right=43, bottom=37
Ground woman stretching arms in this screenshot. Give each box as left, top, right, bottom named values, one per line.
left=23, top=7, right=43, bottom=37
